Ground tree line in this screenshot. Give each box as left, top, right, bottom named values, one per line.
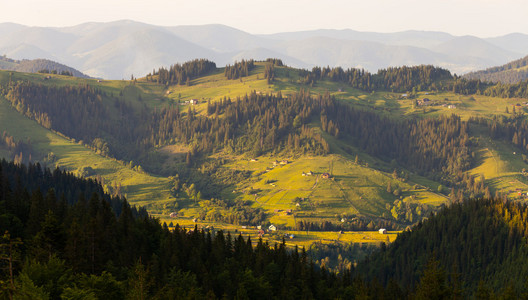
left=146, top=59, right=216, bottom=86
left=224, top=59, right=254, bottom=80
left=301, top=65, right=452, bottom=92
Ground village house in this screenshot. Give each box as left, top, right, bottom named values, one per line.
left=417, top=98, right=431, bottom=106
left=379, top=228, right=387, bottom=234
left=269, top=224, right=277, bottom=231
left=169, top=212, right=178, bottom=218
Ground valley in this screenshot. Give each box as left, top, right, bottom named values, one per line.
left=2, top=60, right=528, bottom=252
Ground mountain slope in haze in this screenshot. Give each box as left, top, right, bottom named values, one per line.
left=0, top=56, right=89, bottom=78
left=167, top=24, right=272, bottom=53
left=0, top=21, right=526, bottom=79
left=272, top=37, right=450, bottom=71
left=77, top=27, right=217, bottom=79
left=486, top=33, right=528, bottom=55
left=261, top=29, right=455, bottom=48
left=464, top=55, right=528, bottom=84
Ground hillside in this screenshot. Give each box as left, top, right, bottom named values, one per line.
left=2, top=60, right=528, bottom=249
left=357, top=198, right=528, bottom=296
left=0, top=56, right=89, bottom=78
left=464, top=55, right=528, bottom=84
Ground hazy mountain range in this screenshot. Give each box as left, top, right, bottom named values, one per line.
left=0, top=20, right=526, bottom=80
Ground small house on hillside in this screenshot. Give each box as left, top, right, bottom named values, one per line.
left=379, top=228, right=387, bottom=234
left=190, top=99, right=198, bottom=105
left=322, top=173, right=331, bottom=179
left=269, top=225, right=277, bottom=231
left=169, top=212, right=178, bottom=218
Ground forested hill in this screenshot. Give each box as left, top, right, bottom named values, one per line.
left=357, top=198, right=528, bottom=296
left=0, top=56, right=89, bottom=78
left=464, top=55, right=528, bottom=84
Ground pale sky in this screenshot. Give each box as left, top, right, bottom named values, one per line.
left=1, top=0, right=527, bottom=37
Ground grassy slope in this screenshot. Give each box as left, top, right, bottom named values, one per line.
left=0, top=94, right=175, bottom=209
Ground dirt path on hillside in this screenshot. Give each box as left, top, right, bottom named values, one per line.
left=311, top=175, right=319, bottom=190
left=334, top=179, right=360, bottom=215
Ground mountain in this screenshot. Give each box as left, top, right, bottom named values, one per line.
left=270, top=37, right=448, bottom=71
left=261, top=29, right=454, bottom=48
left=167, top=24, right=271, bottom=53
left=0, top=20, right=525, bottom=80
left=464, top=55, right=528, bottom=84
left=0, top=56, right=89, bottom=78
left=74, top=26, right=217, bottom=79
left=486, top=33, right=528, bottom=55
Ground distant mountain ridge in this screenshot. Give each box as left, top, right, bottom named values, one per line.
left=0, top=20, right=526, bottom=79
left=0, top=56, right=89, bottom=78
left=464, top=55, right=528, bottom=84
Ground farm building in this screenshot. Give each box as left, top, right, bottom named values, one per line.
left=269, top=225, right=277, bottom=231
left=322, top=173, right=331, bottom=179
left=379, top=228, right=387, bottom=234
left=417, top=98, right=431, bottom=106
left=169, top=212, right=178, bottom=218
